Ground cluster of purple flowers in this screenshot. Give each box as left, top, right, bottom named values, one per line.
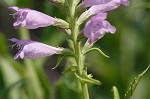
left=9, top=6, right=64, bottom=59
left=9, top=0, right=129, bottom=59
left=81, top=0, right=129, bottom=44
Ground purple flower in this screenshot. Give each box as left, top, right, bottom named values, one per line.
left=88, top=0, right=129, bottom=15
left=9, top=38, right=63, bottom=59
left=83, top=13, right=116, bottom=44
left=81, top=0, right=111, bottom=7
left=82, top=0, right=129, bottom=7
left=9, top=6, right=57, bottom=29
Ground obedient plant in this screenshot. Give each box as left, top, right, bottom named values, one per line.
left=9, top=0, right=129, bottom=99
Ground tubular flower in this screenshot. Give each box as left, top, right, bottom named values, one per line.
left=83, top=13, right=116, bottom=44
left=9, top=38, right=63, bottom=59
left=9, top=6, right=57, bottom=29
left=88, top=0, right=129, bottom=15
left=81, top=0, right=111, bottom=7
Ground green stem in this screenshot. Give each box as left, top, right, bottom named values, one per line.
left=68, top=1, right=90, bottom=98
left=75, top=39, right=83, bottom=75
left=82, top=84, right=89, bottom=99
left=74, top=41, right=89, bottom=99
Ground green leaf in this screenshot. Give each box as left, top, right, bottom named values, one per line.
left=52, top=54, right=74, bottom=69
left=112, top=86, right=120, bottom=99
left=125, top=65, right=150, bottom=97
left=74, top=73, right=101, bottom=85
left=83, top=48, right=109, bottom=58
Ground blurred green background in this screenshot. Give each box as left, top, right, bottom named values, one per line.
left=0, top=0, right=150, bottom=99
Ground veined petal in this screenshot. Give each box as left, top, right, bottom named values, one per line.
left=9, top=38, right=63, bottom=59
left=9, top=6, right=57, bottom=29
left=88, top=0, right=129, bottom=15
left=81, top=0, right=129, bottom=8
left=22, top=42, right=62, bottom=59
left=81, top=0, right=111, bottom=7
left=83, top=13, right=116, bottom=44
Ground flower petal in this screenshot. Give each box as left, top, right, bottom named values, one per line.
left=14, top=50, right=24, bottom=59
left=22, top=42, right=62, bottom=59
left=9, top=38, right=63, bottom=59
left=8, top=6, right=19, bottom=11
left=88, top=0, right=129, bottom=15
left=9, top=6, right=57, bottom=29
left=83, top=13, right=116, bottom=44
left=81, top=0, right=111, bottom=7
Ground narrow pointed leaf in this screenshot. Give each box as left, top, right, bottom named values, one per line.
left=83, top=48, right=109, bottom=58
left=52, top=54, right=73, bottom=69
left=125, top=65, right=150, bottom=97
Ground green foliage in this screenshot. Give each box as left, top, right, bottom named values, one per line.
left=52, top=54, right=74, bottom=69
left=83, top=47, right=109, bottom=58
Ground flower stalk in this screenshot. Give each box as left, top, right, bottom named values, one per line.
left=73, top=30, right=90, bottom=99
left=68, top=1, right=89, bottom=99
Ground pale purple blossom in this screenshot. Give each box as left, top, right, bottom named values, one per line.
left=88, top=0, right=129, bottom=15
left=82, top=0, right=129, bottom=7
left=81, top=0, right=111, bottom=7
left=83, top=13, right=116, bottom=44
left=9, top=6, right=57, bottom=29
left=9, top=38, right=63, bottom=59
